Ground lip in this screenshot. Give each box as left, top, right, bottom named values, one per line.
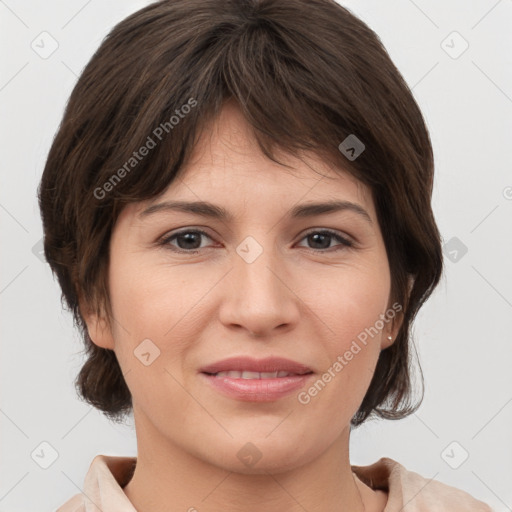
left=200, top=356, right=314, bottom=402
left=200, top=356, right=313, bottom=375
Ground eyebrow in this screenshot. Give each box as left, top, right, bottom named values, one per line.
left=138, top=199, right=373, bottom=224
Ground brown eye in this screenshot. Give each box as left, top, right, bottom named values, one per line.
left=297, top=230, right=353, bottom=251
left=160, top=229, right=212, bottom=253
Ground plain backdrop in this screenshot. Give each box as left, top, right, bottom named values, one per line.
left=1, top=1, right=511, bottom=510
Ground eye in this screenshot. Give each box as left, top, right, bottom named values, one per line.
left=297, top=229, right=354, bottom=251
left=159, top=228, right=354, bottom=254
left=159, top=229, right=213, bottom=253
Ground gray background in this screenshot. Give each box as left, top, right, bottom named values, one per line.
left=1, top=0, right=511, bottom=510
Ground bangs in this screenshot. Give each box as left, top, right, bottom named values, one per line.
left=77, top=0, right=423, bottom=211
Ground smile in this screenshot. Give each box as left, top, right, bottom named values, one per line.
left=200, top=356, right=314, bottom=402
left=211, top=370, right=301, bottom=379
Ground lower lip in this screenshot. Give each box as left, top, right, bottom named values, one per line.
left=201, top=373, right=313, bottom=402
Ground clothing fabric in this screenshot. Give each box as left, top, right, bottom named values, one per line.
left=56, top=454, right=493, bottom=511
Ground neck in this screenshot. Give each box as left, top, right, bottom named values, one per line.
left=123, top=412, right=375, bottom=512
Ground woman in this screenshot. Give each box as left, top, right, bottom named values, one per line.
left=38, top=0, right=493, bottom=510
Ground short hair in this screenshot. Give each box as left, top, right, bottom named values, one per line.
left=37, top=0, right=443, bottom=426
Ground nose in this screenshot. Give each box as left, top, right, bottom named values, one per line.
left=218, top=244, right=301, bottom=338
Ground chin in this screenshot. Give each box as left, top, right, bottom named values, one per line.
left=198, top=428, right=326, bottom=475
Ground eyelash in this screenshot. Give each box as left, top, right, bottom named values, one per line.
left=158, top=228, right=354, bottom=254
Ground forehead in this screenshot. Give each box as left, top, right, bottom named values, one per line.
left=123, top=100, right=373, bottom=221
left=186, top=100, right=366, bottom=187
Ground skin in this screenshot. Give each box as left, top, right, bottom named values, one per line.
left=83, top=99, right=403, bottom=512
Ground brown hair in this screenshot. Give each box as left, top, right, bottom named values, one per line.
left=37, top=0, right=443, bottom=426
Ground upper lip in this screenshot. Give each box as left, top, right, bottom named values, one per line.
left=200, top=356, right=313, bottom=375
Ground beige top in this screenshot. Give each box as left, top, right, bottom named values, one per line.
left=56, top=454, right=493, bottom=511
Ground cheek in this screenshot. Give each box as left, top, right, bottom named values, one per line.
left=109, top=256, right=193, bottom=333
left=308, top=261, right=391, bottom=348
left=106, top=261, right=197, bottom=418
left=297, top=263, right=390, bottom=410
left=107, top=256, right=212, bottom=378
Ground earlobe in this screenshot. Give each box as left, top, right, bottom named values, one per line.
left=380, top=305, right=405, bottom=350
left=381, top=276, right=414, bottom=350
left=381, top=333, right=395, bottom=350
left=79, top=296, right=115, bottom=350
left=381, top=317, right=401, bottom=349
left=85, top=314, right=115, bottom=350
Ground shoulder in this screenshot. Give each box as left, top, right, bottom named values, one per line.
left=55, top=454, right=137, bottom=512
left=352, top=457, right=493, bottom=511
left=56, top=492, right=84, bottom=512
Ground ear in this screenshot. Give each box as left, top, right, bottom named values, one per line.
left=78, top=294, right=115, bottom=350
left=380, top=314, right=402, bottom=350
left=381, top=275, right=415, bottom=350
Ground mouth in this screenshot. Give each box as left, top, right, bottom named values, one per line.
left=206, top=370, right=309, bottom=379
left=199, top=356, right=314, bottom=402
left=200, top=356, right=313, bottom=375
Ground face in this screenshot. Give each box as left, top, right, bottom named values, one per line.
left=85, top=100, right=399, bottom=474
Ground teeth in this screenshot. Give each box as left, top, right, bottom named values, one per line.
left=213, top=371, right=291, bottom=379
left=241, top=371, right=260, bottom=379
